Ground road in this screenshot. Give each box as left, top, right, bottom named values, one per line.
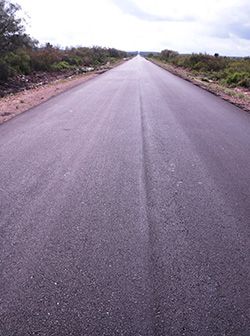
left=0, top=56, right=249, bottom=335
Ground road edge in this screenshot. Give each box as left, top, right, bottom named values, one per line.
left=147, top=58, right=250, bottom=114
left=0, top=59, right=127, bottom=125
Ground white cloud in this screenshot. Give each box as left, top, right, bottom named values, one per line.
left=16, top=0, right=250, bottom=56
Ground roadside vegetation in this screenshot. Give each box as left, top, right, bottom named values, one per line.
left=0, top=0, right=126, bottom=96
left=152, top=49, right=250, bottom=89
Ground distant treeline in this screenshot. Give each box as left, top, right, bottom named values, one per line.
left=154, top=49, right=250, bottom=88
left=0, top=0, right=127, bottom=82
left=127, top=51, right=159, bottom=57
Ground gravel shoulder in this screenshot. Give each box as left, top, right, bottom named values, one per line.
left=149, top=58, right=250, bottom=113
left=0, top=60, right=125, bottom=125
left=0, top=73, right=98, bottom=124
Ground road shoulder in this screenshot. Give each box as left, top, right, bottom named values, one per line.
left=0, top=60, right=126, bottom=125
left=148, top=58, right=250, bottom=113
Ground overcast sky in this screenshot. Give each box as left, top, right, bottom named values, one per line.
left=17, top=0, right=250, bottom=56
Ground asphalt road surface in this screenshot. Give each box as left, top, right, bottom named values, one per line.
left=0, top=56, right=249, bottom=336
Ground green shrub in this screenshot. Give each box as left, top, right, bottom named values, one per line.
left=156, top=50, right=250, bottom=89
left=63, top=55, right=81, bottom=66
left=239, top=77, right=250, bottom=88
left=0, top=43, right=126, bottom=82
left=51, top=61, right=71, bottom=71
left=4, top=50, right=31, bottom=74
left=176, top=54, right=228, bottom=72
left=0, top=60, right=10, bottom=81
left=29, top=48, right=62, bottom=71
left=225, top=72, right=250, bottom=87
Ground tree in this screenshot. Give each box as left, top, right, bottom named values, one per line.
left=0, top=0, right=34, bottom=55
left=160, top=49, right=179, bottom=61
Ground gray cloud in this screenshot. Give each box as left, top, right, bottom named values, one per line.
left=213, top=23, right=250, bottom=41
left=228, top=23, right=250, bottom=40
left=112, top=0, right=195, bottom=22
left=211, top=2, right=250, bottom=40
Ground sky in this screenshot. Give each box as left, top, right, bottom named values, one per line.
left=16, top=0, right=250, bottom=56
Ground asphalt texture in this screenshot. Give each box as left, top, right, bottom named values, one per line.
left=0, top=56, right=249, bottom=336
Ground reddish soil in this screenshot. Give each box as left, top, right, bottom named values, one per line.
left=0, top=60, right=126, bottom=124
left=0, top=72, right=97, bottom=124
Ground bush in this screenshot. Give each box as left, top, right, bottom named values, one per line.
left=51, top=61, right=72, bottom=71
left=156, top=50, right=250, bottom=89
left=63, top=55, right=82, bottom=66
left=29, top=48, right=62, bottom=71
left=176, top=54, right=228, bottom=73
left=225, top=72, right=250, bottom=87
left=4, top=50, right=31, bottom=74
left=239, top=78, right=250, bottom=88
left=0, top=44, right=127, bottom=82
left=160, top=49, right=179, bottom=62
left=0, top=1, right=127, bottom=85
left=0, top=60, right=10, bottom=81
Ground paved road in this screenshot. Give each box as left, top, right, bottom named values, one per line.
left=0, top=56, right=249, bottom=335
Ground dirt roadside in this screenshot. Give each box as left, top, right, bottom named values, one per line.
left=0, top=61, right=125, bottom=125
left=149, top=58, right=250, bottom=113
left=0, top=73, right=98, bottom=124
